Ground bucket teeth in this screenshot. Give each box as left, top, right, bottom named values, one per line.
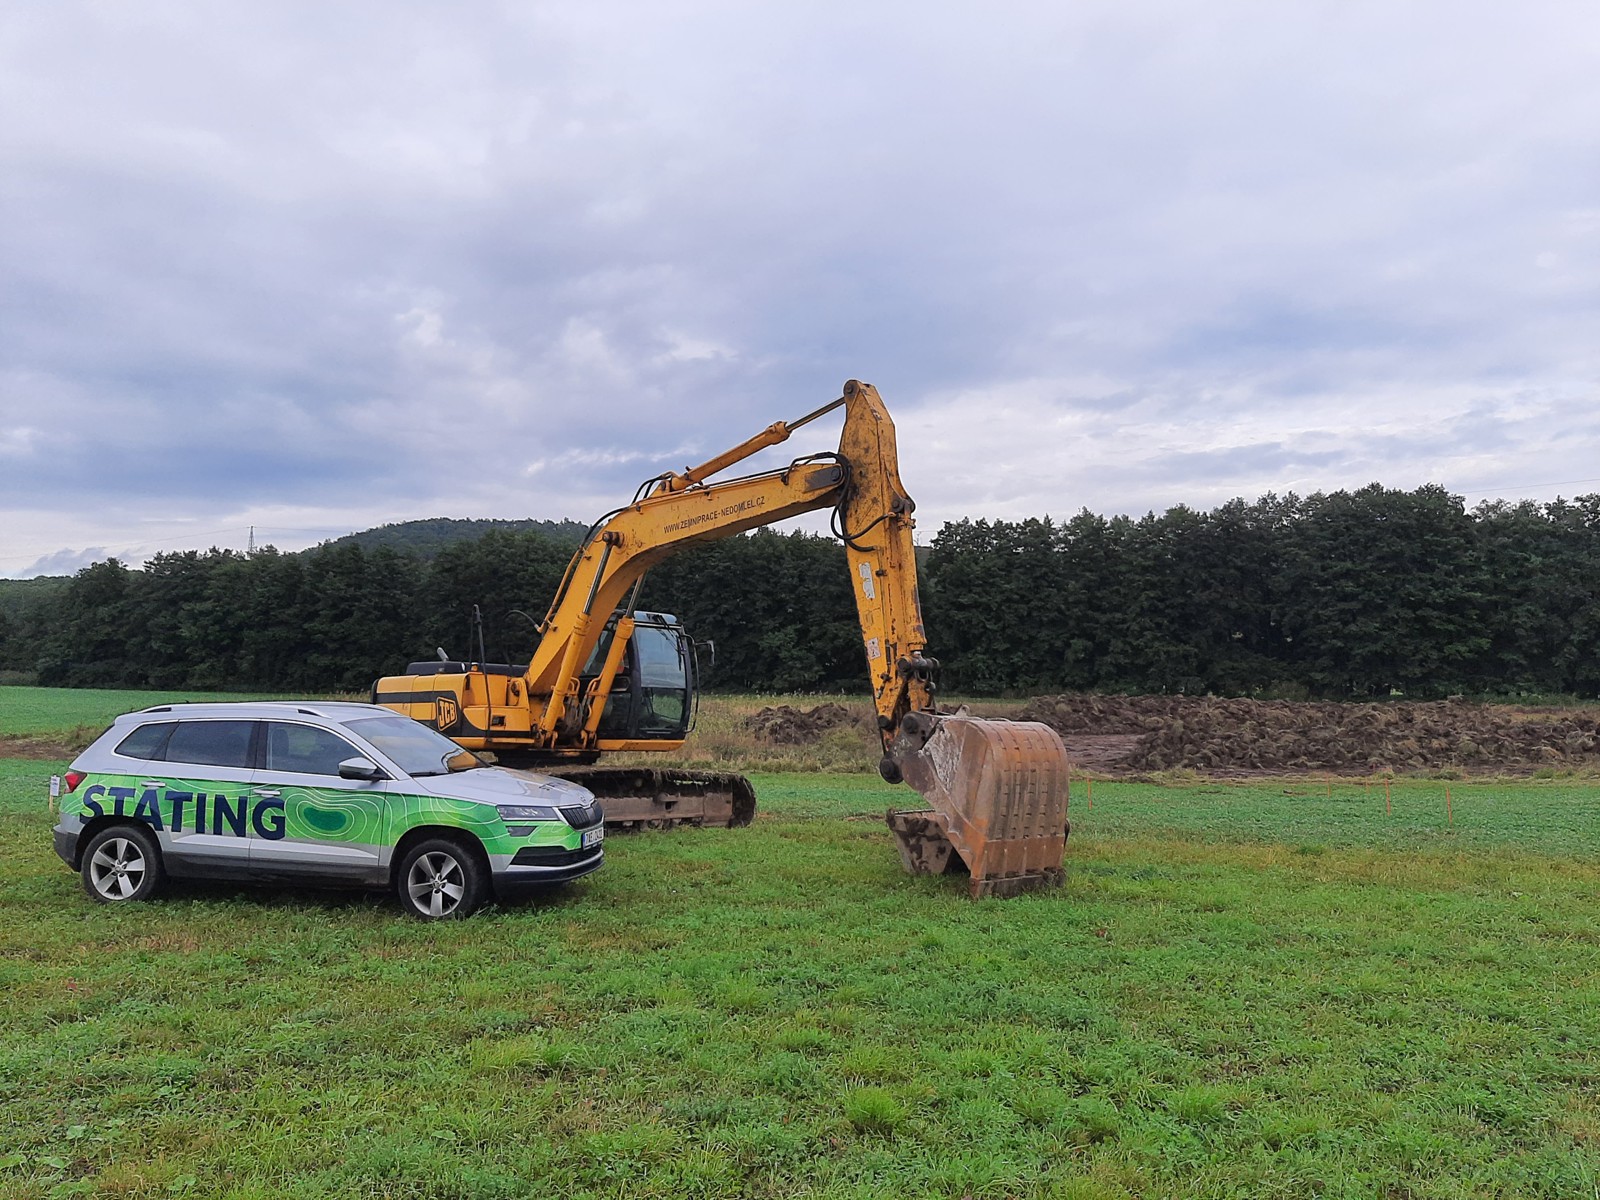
left=886, top=715, right=1071, bottom=897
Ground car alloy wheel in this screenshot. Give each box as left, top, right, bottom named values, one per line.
left=397, top=838, right=485, bottom=919
left=81, top=825, right=163, bottom=904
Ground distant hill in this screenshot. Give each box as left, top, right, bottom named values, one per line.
left=3, top=519, right=590, bottom=588
left=321, top=518, right=589, bottom=559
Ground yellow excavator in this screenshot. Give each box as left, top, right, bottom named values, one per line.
left=373, top=380, right=1070, bottom=896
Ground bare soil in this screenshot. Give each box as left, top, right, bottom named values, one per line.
left=0, top=735, right=78, bottom=760
left=1016, top=694, right=1600, bottom=777
left=1054, top=732, right=1145, bottom=774
left=743, top=703, right=867, bottom=744
left=747, top=696, right=1600, bottom=779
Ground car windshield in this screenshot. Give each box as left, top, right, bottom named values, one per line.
left=339, top=714, right=483, bottom=777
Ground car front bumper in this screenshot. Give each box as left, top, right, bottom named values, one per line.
left=490, top=846, right=604, bottom=896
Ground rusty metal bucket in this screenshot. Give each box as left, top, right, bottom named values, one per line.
left=885, top=713, right=1070, bottom=898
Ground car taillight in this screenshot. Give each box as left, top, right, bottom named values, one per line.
left=63, top=771, right=86, bottom=793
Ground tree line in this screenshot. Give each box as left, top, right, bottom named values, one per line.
left=3, top=484, right=1598, bottom=699
left=928, top=487, right=1600, bottom=698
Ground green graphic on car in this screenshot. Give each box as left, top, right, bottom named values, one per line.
left=65, top=774, right=572, bottom=856
left=300, top=805, right=351, bottom=835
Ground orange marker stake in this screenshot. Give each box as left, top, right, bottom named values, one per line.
left=1087, top=777, right=1093, bottom=810
left=1385, top=777, right=1392, bottom=815
left=1446, top=786, right=1453, bottom=827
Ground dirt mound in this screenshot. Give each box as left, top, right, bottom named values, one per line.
left=1017, top=694, right=1600, bottom=775
left=744, top=703, right=865, bottom=744
left=1016, top=694, right=1190, bottom=735
left=0, top=735, right=78, bottom=761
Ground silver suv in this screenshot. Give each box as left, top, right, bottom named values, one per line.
left=52, top=701, right=603, bottom=919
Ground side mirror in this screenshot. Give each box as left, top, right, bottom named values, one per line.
left=694, top=638, right=716, bottom=668
left=338, top=757, right=384, bottom=781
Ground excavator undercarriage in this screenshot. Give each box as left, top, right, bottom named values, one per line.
left=511, top=764, right=756, bottom=831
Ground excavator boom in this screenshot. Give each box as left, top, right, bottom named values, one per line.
left=515, top=381, right=934, bottom=748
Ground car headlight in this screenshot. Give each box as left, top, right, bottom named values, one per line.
left=497, top=804, right=562, bottom=822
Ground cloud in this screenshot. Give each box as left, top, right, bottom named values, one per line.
left=0, top=424, right=42, bottom=458
left=2, top=0, right=1598, bottom=575
left=14, top=546, right=113, bottom=578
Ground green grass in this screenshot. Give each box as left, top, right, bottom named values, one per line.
left=0, top=686, right=306, bottom=740
left=1070, top=775, right=1600, bottom=857
left=4, top=756, right=1599, bottom=1198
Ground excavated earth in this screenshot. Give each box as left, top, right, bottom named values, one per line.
left=747, top=696, right=1600, bottom=778
left=0, top=735, right=80, bottom=760
left=1015, top=694, right=1600, bottom=777
left=743, top=703, right=866, bottom=744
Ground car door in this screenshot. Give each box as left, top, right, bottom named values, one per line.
left=145, top=719, right=261, bottom=875
left=247, top=720, right=395, bottom=885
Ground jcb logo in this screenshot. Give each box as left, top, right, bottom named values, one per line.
left=434, top=697, right=460, bottom=731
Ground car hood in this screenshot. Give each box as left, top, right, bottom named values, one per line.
left=410, top=767, right=594, bottom=807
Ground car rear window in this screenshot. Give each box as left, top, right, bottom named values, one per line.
left=114, top=722, right=176, bottom=761
left=164, top=720, right=257, bottom=769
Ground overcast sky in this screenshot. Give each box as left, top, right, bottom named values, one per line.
left=3, top=1, right=1597, bottom=577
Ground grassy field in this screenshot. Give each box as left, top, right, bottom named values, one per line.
left=0, top=686, right=302, bottom=743
left=4, top=736, right=1599, bottom=1198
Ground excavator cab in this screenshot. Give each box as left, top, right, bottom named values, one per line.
left=587, top=612, right=697, bottom=743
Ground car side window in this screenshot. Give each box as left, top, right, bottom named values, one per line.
left=265, top=722, right=362, bottom=777
left=115, top=722, right=176, bottom=761
left=164, top=721, right=257, bottom=769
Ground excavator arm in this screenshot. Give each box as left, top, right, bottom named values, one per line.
left=522, top=380, right=934, bottom=764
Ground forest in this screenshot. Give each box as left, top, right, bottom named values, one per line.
left=3, top=483, right=1598, bottom=699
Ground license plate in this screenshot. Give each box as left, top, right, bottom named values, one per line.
left=581, top=826, right=604, bottom=849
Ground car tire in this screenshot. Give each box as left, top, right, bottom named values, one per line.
left=396, top=838, right=486, bottom=920
left=81, top=824, right=164, bottom=905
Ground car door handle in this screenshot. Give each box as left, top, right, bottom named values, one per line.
left=141, top=780, right=166, bottom=789
left=252, top=789, right=281, bottom=799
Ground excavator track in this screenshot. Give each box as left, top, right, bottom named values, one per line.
left=511, top=766, right=757, bottom=831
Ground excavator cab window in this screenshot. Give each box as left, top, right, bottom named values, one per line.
left=633, top=625, right=689, bottom=735
left=589, top=613, right=696, bottom=742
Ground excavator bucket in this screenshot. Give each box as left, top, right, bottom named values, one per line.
left=885, top=714, right=1070, bottom=898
